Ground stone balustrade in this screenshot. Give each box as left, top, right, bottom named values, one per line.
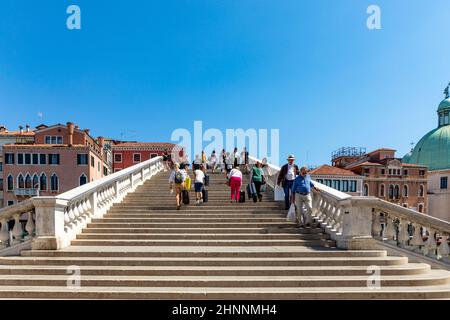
left=0, top=156, right=164, bottom=251
left=248, top=156, right=450, bottom=264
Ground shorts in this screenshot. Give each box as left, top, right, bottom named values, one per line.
left=194, top=182, right=204, bottom=192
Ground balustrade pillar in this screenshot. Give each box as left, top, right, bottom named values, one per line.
left=0, top=219, right=9, bottom=249
left=31, top=197, right=69, bottom=250
left=336, top=199, right=376, bottom=250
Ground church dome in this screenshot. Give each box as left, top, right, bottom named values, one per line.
left=404, top=86, right=450, bottom=171
left=405, top=125, right=450, bottom=171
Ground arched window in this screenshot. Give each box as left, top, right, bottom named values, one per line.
left=379, top=184, right=385, bottom=197
left=363, top=184, right=369, bottom=196
left=394, top=185, right=400, bottom=199
left=40, top=173, right=47, bottom=191
left=50, top=174, right=59, bottom=192
left=7, top=175, right=14, bottom=191
left=403, top=185, right=408, bottom=197
left=388, top=185, right=394, bottom=199
left=79, top=174, right=87, bottom=186
left=32, top=174, right=39, bottom=189
left=25, top=174, right=32, bottom=189
left=18, top=174, right=24, bottom=189
left=419, top=185, right=424, bottom=197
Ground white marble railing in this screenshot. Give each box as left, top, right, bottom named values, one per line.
left=0, top=156, right=164, bottom=250
left=248, top=156, right=450, bottom=264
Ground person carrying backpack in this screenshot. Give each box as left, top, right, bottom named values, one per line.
left=194, top=164, right=206, bottom=204
left=169, top=163, right=187, bottom=210
left=250, top=161, right=266, bottom=202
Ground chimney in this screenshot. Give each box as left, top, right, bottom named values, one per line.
left=25, top=124, right=30, bottom=132
left=67, top=122, right=74, bottom=146
left=98, top=136, right=105, bottom=148
left=19, top=125, right=23, bottom=134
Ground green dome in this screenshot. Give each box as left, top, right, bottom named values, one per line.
left=402, top=151, right=412, bottom=163
left=438, top=98, right=450, bottom=111
left=405, top=125, right=450, bottom=171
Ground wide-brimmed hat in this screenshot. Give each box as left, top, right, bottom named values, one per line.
left=287, top=155, right=295, bottom=160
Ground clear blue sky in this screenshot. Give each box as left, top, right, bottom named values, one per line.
left=1, top=0, right=450, bottom=166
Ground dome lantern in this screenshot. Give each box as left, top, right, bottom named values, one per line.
left=438, top=82, right=450, bottom=127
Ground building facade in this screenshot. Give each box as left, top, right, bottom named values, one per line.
left=0, top=125, right=35, bottom=207
left=403, top=87, right=450, bottom=221
left=112, top=142, right=176, bottom=172
left=310, top=164, right=363, bottom=196
left=2, top=122, right=108, bottom=206
left=342, top=148, right=428, bottom=213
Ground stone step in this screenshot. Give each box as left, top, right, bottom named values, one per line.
left=91, top=217, right=292, bottom=223
left=82, top=227, right=324, bottom=234
left=0, top=263, right=430, bottom=277
left=0, top=256, right=408, bottom=267
left=75, top=233, right=329, bottom=240
left=69, top=239, right=336, bottom=247
left=86, top=222, right=300, bottom=228
left=105, top=213, right=288, bottom=218
left=1, top=285, right=449, bottom=299
left=20, top=247, right=387, bottom=258
left=0, top=271, right=448, bottom=288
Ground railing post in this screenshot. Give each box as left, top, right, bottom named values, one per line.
left=0, top=218, right=9, bottom=249
left=31, top=197, right=69, bottom=250
left=90, top=192, right=98, bottom=218
left=336, top=198, right=377, bottom=250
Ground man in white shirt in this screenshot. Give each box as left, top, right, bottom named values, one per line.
left=194, top=165, right=206, bottom=204
left=277, top=155, right=299, bottom=210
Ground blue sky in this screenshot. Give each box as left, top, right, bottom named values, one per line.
left=1, top=0, right=450, bottom=166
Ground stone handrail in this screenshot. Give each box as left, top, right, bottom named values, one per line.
left=0, top=156, right=165, bottom=250
left=248, top=156, right=450, bottom=264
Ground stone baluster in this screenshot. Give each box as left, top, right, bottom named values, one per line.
left=409, top=222, right=424, bottom=253
left=25, top=211, right=35, bottom=240
left=398, top=218, right=410, bottom=248
left=424, top=229, right=437, bottom=258
left=11, top=213, right=23, bottom=245
left=371, top=211, right=383, bottom=240
left=0, top=218, right=10, bottom=248
left=437, top=234, right=450, bottom=261
left=384, top=215, right=397, bottom=245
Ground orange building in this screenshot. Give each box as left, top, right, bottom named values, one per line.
left=334, top=148, right=428, bottom=213
left=2, top=122, right=109, bottom=206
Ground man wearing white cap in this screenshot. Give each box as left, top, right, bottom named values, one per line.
left=277, top=155, right=299, bottom=210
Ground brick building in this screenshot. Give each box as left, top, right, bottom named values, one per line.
left=333, top=148, right=428, bottom=213
left=2, top=122, right=109, bottom=206
left=112, top=142, right=177, bottom=172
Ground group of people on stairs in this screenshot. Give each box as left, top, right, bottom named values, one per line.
left=167, top=152, right=319, bottom=228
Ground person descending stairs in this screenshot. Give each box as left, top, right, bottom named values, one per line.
left=0, top=171, right=449, bottom=299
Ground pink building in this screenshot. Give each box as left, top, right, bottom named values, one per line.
left=2, top=122, right=108, bottom=206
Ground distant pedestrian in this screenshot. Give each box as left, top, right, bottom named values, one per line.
left=209, top=150, right=217, bottom=173
left=169, top=163, right=187, bottom=210
left=233, top=147, right=239, bottom=167
left=194, top=164, right=206, bottom=204
left=192, top=154, right=201, bottom=171
left=250, top=161, right=265, bottom=202
left=291, top=167, right=320, bottom=227
left=277, top=155, right=299, bottom=210
left=228, top=164, right=243, bottom=203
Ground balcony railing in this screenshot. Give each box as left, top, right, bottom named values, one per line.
left=0, top=156, right=165, bottom=250
left=248, top=156, right=450, bottom=265
left=14, top=188, right=39, bottom=197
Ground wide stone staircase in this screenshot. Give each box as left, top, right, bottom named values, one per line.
left=0, top=171, right=449, bottom=299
